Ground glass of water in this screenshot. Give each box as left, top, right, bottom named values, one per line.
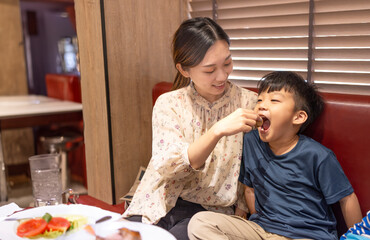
left=29, top=154, right=63, bottom=206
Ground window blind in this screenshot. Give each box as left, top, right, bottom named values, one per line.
left=189, top=0, right=370, bottom=95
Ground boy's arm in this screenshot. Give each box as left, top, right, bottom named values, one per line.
left=244, top=184, right=256, bottom=215
left=339, top=192, right=362, bottom=228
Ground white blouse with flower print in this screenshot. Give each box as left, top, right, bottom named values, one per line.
left=123, top=81, right=258, bottom=224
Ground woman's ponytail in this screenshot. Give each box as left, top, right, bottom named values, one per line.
left=172, top=72, right=191, bottom=90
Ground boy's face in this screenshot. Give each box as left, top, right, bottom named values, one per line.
left=255, top=89, right=300, bottom=144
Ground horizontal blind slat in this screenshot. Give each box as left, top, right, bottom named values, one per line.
left=226, top=26, right=308, bottom=38
left=312, top=72, right=370, bottom=85
left=231, top=49, right=308, bottom=58
left=190, top=1, right=212, bottom=12
left=231, top=38, right=308, bottom=48
left=231, top=70, right=307, bottom=79
left=315, top=49, right=370, bottom=60
left=218, top=14, right=309, bottom=29
left=217, top=2, right=309, bottom=19
left=233, top=60, right=308, bottom=70
left=315, top=9, right=370, bottom=25
left=217, top=0, right=309, bottom=9
left=226, top=23, right=370, bottom=39
left=231, top=49, right=370, bottom=59
left=313, top=61, right=370, bottom=73
left=314, top=0, right=370, bottom=12
left=191, top=11, right=213, bottom=18
left=315, top=36, right=370, bottom=48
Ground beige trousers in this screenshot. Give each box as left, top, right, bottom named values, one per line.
left=188, top=211, right=312, bottom=240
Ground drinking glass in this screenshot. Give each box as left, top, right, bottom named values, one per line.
left=29, top=153, right=63, bottom=206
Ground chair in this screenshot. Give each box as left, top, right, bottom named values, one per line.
left=37, top=74, right=87, bottom=189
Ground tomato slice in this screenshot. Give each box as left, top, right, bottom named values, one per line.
left=17, top=218, right=47, bottom=237
left=47, top=217, right=71, bottom=232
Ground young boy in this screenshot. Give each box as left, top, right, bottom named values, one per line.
left=188, top=71, right=362, bottom=240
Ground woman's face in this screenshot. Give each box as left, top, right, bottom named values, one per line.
left=181, top=40, right=233, bottom=103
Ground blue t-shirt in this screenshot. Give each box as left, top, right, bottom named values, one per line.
left=239, top=130, right=354, bottom=240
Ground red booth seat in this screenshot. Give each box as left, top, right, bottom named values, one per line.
left=151, top=81, right=370, bottom=237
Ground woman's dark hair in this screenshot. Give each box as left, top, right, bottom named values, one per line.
left=171, top=17, right=230, bottom=90
left=257, top=71, right=324, bottom=133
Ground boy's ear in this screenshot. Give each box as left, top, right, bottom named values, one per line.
left=293, top=110, right=308, bottom=125
left=176, top=63, right=190, bottom=78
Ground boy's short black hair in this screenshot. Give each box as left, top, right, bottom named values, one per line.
left=257, top=71, right=324, bottom=133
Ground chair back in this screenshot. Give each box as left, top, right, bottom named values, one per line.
left=45, top=74, right=82, bottom=103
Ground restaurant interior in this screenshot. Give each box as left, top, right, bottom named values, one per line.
left=1, top=0, right=85, bottom=208
left=0, top=0, right=370, bottom=239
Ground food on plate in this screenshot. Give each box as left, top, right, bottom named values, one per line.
left=96, top=227, right=142, bottom=240
left=47, top=217, right=71, bottom=232
left=120, top=228, right=141, bottom=240
left=16, top=212, right=88, bottom=239
left=16, top=218, right=47, bottom=238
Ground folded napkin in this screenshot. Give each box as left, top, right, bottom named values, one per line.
left=0, top=202, right=23, bottom=221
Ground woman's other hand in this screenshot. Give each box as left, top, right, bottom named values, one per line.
left=213, top=108, right=261, bottom=137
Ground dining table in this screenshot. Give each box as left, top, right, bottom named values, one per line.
left=0, top=95, right=83, bottom=202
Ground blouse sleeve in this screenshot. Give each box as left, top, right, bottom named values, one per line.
left=150, top=93, right=196, bottom=181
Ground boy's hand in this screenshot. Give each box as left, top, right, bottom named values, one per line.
left=234, top=207, right=247, bottom=219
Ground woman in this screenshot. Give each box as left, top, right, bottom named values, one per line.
left=123, top=17, right=260, bottom=240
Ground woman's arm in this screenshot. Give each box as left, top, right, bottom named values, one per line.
left=339, top=192, right=362, bottom=228
left=188, top=108, right=261, bottom=169
left=244, top=185, right=256, bottom=215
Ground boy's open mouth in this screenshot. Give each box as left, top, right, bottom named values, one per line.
left=260, top=116, right=271, bottom=131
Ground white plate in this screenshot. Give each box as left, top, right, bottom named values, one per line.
left=67, top=220, right=177, bottom=240
left=0, top=204, right=121, bottom=240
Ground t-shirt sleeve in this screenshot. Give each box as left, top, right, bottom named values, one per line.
left=317, top=151, right=354, bottom=204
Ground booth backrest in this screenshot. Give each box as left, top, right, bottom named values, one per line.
left=152, top=81, right=370, bottom=236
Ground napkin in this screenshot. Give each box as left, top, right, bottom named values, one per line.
left=0, top=202, right=23, bottom=221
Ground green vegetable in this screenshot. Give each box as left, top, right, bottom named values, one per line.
left=66, top=215, right=88, bottom=232
left=29, top=230, right=63, bottom=239
left=42, top=213, right=52, bottom=223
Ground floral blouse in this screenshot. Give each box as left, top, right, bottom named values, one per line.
left=123, top=81, right=257, bottom=224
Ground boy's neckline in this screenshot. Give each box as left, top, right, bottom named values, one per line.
left=268, top=134, right=300, bottom=156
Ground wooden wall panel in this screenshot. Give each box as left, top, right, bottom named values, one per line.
left=0, top=0, right=34, bottom=166
left=0, top=0, right=27, bottom=95
left=75, top=0, right=187, bottom=204
left=74, top=0, right=113, bottom=203
left=104, top=0, right=186, bottom=203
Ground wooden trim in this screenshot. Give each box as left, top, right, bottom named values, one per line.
left=100, top=0, right=116, bottom=205
left=74, top=0, right=113, bottom=204
left=0, top=112, right=82, bottom=129
left=20, top=0, right=74, bottom=3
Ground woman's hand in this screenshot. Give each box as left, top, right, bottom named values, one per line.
left=188, top=108, right=261, bottom=169
left=234, top=207, right=247, bottom=219
left=213, top=108, right=261, bottom=138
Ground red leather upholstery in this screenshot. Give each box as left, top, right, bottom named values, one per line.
left=152, top=81, right=173, bottom=106
left=45, top=74, right=82, bottom=103
left=152, top=81, right=370, bottom=236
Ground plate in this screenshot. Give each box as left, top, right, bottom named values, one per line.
left=0, top=204, right=121, bottom=240
left=66, top=220, right=177, bottom=240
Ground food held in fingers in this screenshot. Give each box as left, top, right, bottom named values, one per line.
left=255, top=118, right=263, bottom=128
